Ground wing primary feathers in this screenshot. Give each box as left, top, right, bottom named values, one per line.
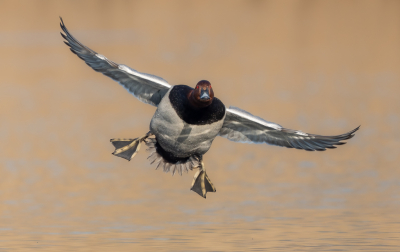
left=288, top=138, right=304, bottom=150
left=60, top=17, right=97, bottom=55
left=219, top=107, right=360, bottom=152
left=60, top=17, right=171, bottom=106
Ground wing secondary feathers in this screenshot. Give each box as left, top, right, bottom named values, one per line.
left=60, top=17, right=171, bottom=106
left=219, top=106, right=359, bottom=151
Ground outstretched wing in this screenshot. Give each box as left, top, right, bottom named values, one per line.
left=60, top=17, right=171, bottom=106
left=218, top=106, right=359, bottom=151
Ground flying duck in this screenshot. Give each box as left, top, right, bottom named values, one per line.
left=60, top=18, right=359, bottom=198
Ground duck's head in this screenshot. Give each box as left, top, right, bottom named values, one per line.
left=189, top=80, right=214, bottom=108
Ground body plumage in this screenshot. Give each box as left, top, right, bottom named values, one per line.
left=150, top=86, right=226, bottom=160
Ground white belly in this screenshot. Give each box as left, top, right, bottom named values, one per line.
left=150, top=90, right=225, bottom=158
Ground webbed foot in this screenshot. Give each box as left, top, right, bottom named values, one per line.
left=190, top=161, right=216, bottom=198
left=110, top=131, right=153, bottom=161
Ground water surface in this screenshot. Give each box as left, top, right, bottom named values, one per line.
left=1, top=1, right=399, bottom=251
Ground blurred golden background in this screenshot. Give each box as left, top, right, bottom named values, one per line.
left=1, top=0, right=399, bottom=251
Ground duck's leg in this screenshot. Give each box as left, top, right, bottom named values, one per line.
left=190, top=159, right=216, bottom=198
left=110, top=131, right=153, bottom=161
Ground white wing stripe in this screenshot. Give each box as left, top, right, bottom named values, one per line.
left=94, top=53, right=171, bottom=89
left=295, top=131, right=308, bottom=136
left=226, top=107, right=282, bottom=130
left=95, top=54, right=107, bottom=60
left=118, top=65, right=171, bottom=89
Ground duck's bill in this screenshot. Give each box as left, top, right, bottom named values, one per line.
left=200, top=88, right=210, bottom=100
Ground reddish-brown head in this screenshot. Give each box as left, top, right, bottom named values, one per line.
left=188, top=80, right=214, bottom=108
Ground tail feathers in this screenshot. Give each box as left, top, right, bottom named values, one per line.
left=110, top=138, right=140, bottom=161
left=145, top=138, right=201, bottom=176
left=146, top=148, right=189, bottom=175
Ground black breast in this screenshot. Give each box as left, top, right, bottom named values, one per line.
left=169, top=85, right=225, bottom=125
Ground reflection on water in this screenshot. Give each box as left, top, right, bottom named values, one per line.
left=2, top=210, right=400, bottom=251
left=1, top=0, right=400, bottom=251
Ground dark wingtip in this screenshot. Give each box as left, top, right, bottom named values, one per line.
left=347, top=125, right=360, bottom=138
left=59, top=16, right=65, bottom=30
left=322, top=125, right=360, bottom=149
left=59, top=17, right=68, bottom=41
left=351, top=125, right=361, bottom=134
